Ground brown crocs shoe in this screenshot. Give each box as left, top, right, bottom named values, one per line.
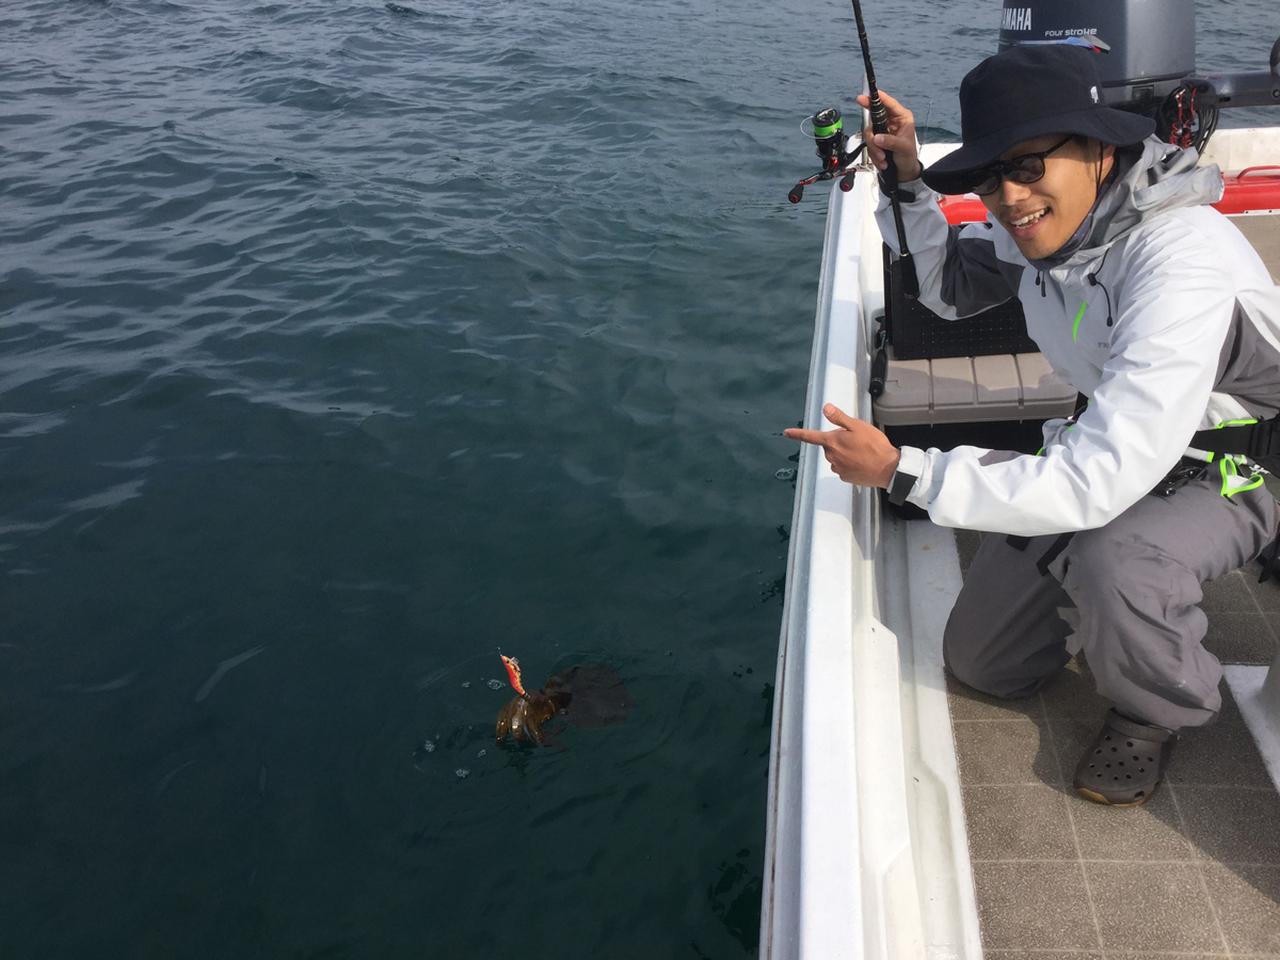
left=1073, top=709, right=1177, bottom=807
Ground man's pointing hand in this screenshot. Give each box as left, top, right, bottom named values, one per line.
left=783, top=403, right=901, bottom=489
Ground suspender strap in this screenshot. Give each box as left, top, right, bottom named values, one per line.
left=1260, top=533, right=1280, bottom=584
left=1003, top=532, right=1075, bottom=572
left=1190, top=416, right=1280, bottom=461
left=1035, top=532, right=1076, bottom=577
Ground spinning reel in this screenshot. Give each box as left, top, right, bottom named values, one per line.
left=786, top=0, right=917, bottom=296
left=787, top=106, right=869, bottom=204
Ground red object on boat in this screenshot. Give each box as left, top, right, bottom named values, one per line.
left=938, top=166, right=1280, bottom=224
left=1214, top=166, right=1280, bottom=216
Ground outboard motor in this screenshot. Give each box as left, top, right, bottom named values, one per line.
left=997, top=0, right=1196, bottom=110
left=998, top=0, right=1280, bottom=151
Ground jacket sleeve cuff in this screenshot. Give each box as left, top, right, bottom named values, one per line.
left=892, top=445, right=928, bottom=504
left=876, top=173, right=931, bottom=207
left=877, top=174, right=924, bottom=203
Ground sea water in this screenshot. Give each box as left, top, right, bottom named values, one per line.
left=0, top=0, right=1274, bottom=956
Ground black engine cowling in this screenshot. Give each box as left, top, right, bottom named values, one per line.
left=997, top=0, right=1196, bottom=110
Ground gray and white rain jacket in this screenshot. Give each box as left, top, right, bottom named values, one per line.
left=880, top=136, right=1280, bottom=536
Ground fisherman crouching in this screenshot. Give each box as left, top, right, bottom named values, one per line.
left=785, top=44, right=1280, bottom=807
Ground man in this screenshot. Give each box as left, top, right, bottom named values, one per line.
left=784, top=44, right=1280, bottom=806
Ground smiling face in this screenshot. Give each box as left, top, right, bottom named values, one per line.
left=980, top=134, right=1115, bottom=260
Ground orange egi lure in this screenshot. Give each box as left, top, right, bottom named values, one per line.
left=500, top=653, right=528, bottom=699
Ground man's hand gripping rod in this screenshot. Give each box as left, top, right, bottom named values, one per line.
left=851, top=0, right=918, bottom=299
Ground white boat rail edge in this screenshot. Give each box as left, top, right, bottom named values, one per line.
left=760, top=160, right=983, bottom=960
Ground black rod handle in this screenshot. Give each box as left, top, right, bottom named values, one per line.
left=849, top=0, right=919, bottom=300
left=869, top=341, right=889, bottom=398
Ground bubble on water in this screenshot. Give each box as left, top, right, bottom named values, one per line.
left=455, top=768, right=470, bottom=779
left=476, top=748, right=487, bottom=759
left=421, top=740, right=436, bottom=753
left=486, top=678, right=503, bottom=690
left=461, top=681, right=471, bottom=689
left=775, top=467, right=796, bottom=481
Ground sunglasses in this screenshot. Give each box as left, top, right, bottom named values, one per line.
left=969, top=135, right=1075, bottom=197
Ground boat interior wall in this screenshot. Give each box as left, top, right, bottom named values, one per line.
left=1233, top=215, right=1280, bottom=283
left=762, top=176, right=986, bottom=959
left=1200, top=128, right=1280, bottom=175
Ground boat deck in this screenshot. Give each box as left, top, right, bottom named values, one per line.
left=944, top=215, right=1280, bottom=958
left=948, top=523, right=1280, bottom=957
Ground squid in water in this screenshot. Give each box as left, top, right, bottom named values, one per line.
left=494, top=653, right=632, bottom=745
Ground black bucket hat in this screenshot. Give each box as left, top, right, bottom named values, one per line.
left=922, top=44, right=1156, bottom=196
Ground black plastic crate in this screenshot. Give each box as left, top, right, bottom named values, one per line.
left=883, top=245, right=1038, bottom=360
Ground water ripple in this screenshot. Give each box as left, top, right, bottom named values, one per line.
left=1, top=0, right=1268, bottom=955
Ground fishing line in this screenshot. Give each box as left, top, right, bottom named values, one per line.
left=414, top=650, right=499, bottom=692
left=917, top=95, right=934, bottom=151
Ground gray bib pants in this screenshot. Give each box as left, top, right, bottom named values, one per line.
left=943, top=475, right=1279, bottom=731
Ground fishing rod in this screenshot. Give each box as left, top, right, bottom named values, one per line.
left=786, top=1, right=919, bottom=301
left=849, top=0, right=918, bottom=299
